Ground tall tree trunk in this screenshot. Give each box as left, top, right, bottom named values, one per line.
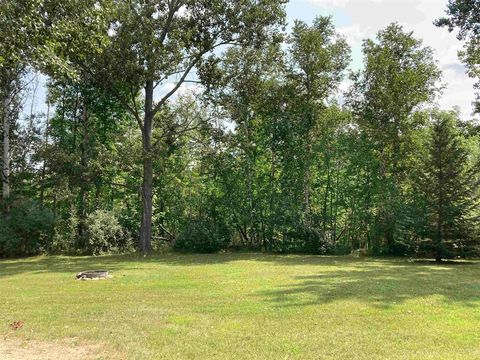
left=40, top=102, right=50, bottom=205
left=139, top=80, right=154, bottom=253
left=303, top=168, right=311, bottom=223
left=72, top=91, right=80, bottom=151
left=386, top=121, right=401, bottom=250
left=244, top=117, right=257, bottom=246
left=78, top=97, right=88, bottom=244
left=268, top=147, right=276, bottom=251
left=436, top=161, right=444, bottom=263
left=2, top=95, right=10, bottom=200
left=323, top=157, right=331, bottom=237
left=332, top=161, right=339, bottom=246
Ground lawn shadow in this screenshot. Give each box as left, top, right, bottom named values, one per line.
left=0, top=253, right=355, bottom=278
left=0, top=254, right=141, bottom=279
left=257, top=259, right=480, bottom=308
left=0, top=253, right=479, bottom=309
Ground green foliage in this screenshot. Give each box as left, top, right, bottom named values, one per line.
left=1, top=4, right=479, bottom=261
left=436, top=0, right=480, bottom=112
left=348, top=23, right=442, bottom=254
left=289, top=16, right=351, bottom=100
left=85, top=210, right=133, bottom=255
left=274, top=225, right=330, bottom=254
left=0, top=197, right=54, bottom=257
left=174, top=216, right=233, bottom=253
left=419, top=110, right=480, bottom=260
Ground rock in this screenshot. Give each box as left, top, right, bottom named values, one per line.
left=75, top=270, right=109, bottom=280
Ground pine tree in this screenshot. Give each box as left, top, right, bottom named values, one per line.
left=421, top=110, right=479, bottom=261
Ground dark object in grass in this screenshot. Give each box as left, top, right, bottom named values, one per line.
left=76, top=270, right=109, bottom=280
left=9, top=320, right=24, bottom=330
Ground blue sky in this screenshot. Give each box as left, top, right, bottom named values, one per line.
left=287, top=0, right=363, bottom=69
left=286, top=0, right=477, bottom=118
left=26, top=0, right=476, bottom=119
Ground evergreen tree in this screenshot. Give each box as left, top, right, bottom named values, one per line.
left=420, top=110, right=479, bottom=261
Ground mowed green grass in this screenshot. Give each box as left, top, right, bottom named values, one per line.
left=0, top=254, right=479, bottom=359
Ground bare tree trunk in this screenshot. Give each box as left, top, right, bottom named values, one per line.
left=139, top=80, right=154, bottom=253
left=72, top=91, right=80, bottom=151
left=40, top=102, right=50, bottom=205
left=436, top=165, right=444, bottom=263
left=268, top=147, right=276, bottom=251
left=140, top=153, right=153, bottom=253
left=333, top=160, right=340, bottom=245
left=303, top=168, right=311, bottom=223
left=323, top=158, right=331, bottom=236
left=2, top=95, right=10, bottom=200
left=78, top=97, right=88, bottom=244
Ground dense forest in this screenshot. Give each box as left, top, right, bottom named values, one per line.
left=1, top=0, right=479, bottom=261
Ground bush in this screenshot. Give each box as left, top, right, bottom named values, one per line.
left=332, top=242, right=352, bottom=255
left=174, top=216, right=232, bottom=253
left=85, top=210, right=133, bottom=255
left=0, top=197, right=54, bottom=257
left=274, top=225, right=330, bottom=254
left=48, top=204, right=79, bottom=254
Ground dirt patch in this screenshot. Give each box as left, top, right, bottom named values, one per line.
left=0, top=337, right=114, bottom=360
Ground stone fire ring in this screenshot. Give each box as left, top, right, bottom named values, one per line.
left=76, top=270, right=110, bottom=281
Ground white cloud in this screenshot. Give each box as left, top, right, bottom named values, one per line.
left=301, top=0, right=477, bottom=118
left=308, top=0, right=349, bottom=8
left=337, top=24, right=366, bottom=45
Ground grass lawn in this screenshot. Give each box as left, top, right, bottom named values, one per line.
left=0, top=253, right=479, bottom=359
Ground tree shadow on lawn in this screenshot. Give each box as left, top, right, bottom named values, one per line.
left=0, top=253, right=407, bottom=277
left=0, top=253, right=478, bottom=308
left=0, top=254, right=141, bottom=279
left=0, top=253, right=352, bottom=278
left=257, top=262, right=480, bottom=309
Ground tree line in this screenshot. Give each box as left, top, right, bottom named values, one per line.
left=1, top=0, right=479, bottom=261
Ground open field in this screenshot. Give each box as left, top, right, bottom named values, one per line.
left=0, top=254, right=479, bottom=359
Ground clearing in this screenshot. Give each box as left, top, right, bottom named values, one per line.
left=0, top=254, right=479, bottom=359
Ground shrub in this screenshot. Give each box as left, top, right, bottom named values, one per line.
left=85, top=210, right=133, bottom=255
left=332, top=242, right=352, bottom=255
left=48, top=204, right=79, bottom=254
left=275, top=225, right=330, bottom=254
left=0, top=197, right=54, bottom=257
left=174, top=216, right=232, bottom=253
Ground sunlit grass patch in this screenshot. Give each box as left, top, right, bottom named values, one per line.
left=0, top=254, right=479, bottom=359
